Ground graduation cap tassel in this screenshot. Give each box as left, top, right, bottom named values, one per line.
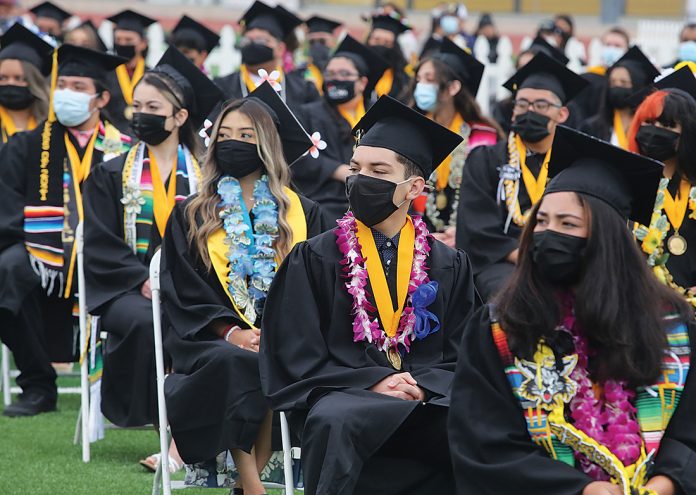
left=47, top=47, right=58, bottom=123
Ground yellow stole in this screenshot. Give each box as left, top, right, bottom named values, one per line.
left=613, top=110, right=629, bottom=150
left=114, top=57, right=145, bottom=105
left=148, top=150, right=178, bottom=238
left=663, top=179, right=691, bottom=234
left=337, top=100, right=366, bottom=130
left=307, top=63, right=323, bottom=94
left=516, top=135, right=550, bottom=205
left=0, top=107, right=36, bottom=142
left=434, top=112, right=465, bottom=191
left=240, top=64, right=284, bottom=93
left=208, top=187, right=306, bottom=329
left=375, top=68, right=394, bottom=97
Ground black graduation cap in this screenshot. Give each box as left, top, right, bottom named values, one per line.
left=108, top=9, right=157, bottom=36
left=419, top=36, right=442, bottom=58
left=172, top=15, right=220, bottom=54
left=477, top=13, right=494, bottom=30
left=247, top=81, right=313, bottom=165
left=306, top=15, right=342, bottom=34
left=353, top=95, right=463, bottom=177
left=239, top=1, right=302, bottom=41
left=431, top=37, right=484, bottom=97
left=626, top=66, right=696, bottom=107
left=332, top=35, right=388, bottom=87
left=79, top=20, right=108, bottom=53
left=370, top=14, right=409, bottom=36
left=30, top=1, right=71, bottom=23
left=546, top=125, right=663, bottom=226
left=0, top=22, right=54, bottom=75
left=608, top=45, right=660, bottom=89
left=57, top=43, right=127, bottom=83
left=528, top=35, right=569, bottom=66
left=503, top=52, right=588, bottom=104
left=152, top=45, right=224, bottom=129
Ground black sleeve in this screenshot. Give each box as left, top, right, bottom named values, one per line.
left=300, top=195, right=329, bottom=236
left=448, top=305, right=593, bottom=495
left=0, top=132, right=28, bottom=250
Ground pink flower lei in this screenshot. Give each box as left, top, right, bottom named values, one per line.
left=335, top=212, right=431, bottom=355
left=559, top=296, right=643, bottom=480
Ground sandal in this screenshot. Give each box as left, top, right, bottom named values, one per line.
left=139, top=452, right=184, bottom=474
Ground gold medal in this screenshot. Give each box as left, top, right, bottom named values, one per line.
left=387, top=347, right=402, bottom=370
left=436, top=191, right=448, bottom=210
left=668, top=233, right=688, bottom=256
left=124, top=105, right=134, bottom=120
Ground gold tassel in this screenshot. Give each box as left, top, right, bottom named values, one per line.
left=47, top=47, right=58, bottom=123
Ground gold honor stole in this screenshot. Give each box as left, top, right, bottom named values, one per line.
left=307, top=63, right=323, bottom=94
left=613, top=111, right=629, bottom=150
left=434, top=112, right=465, bottom=192
left=374, top=68, right=394, bottom=98
left=0, top=107, right=36, bottom=143
left=115, top=57, right=145, bottom=109
left=208, top=187, right=307, bottom=329
left=516, top=134, right=550, bottom=205
left=338, top=100, right=366, bottom=130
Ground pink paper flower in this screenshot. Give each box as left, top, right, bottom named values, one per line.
left=198, top=119, right=213, bottom=147
left=305, top=131, right=327, bottom=159
left=257, top=69, right=282, bottom=91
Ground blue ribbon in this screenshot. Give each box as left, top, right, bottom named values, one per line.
left=412, top=281, right=440, bottom=340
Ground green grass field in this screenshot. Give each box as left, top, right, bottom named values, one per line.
left=0, top=376, right=288, bottom=495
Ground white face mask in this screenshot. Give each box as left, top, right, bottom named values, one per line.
left=53, top=89, right=97, bottom=127
left=601, top=45, right=625, bottom=67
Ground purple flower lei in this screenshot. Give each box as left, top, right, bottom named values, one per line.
left=335, top=212, right=431, bottom=354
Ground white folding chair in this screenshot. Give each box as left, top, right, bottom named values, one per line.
left=149, top=251, right=296, bottom=495
left=76, top=221, right=91, bottom=463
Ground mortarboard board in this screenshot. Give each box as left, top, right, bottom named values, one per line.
left=608, top=45, right=660, bottom=90
left=108, top=9, right=157, bottom=36
left=247, top=80, right=313, bottom=165
left=419, top=36, right=442, bottom=59
left=78, top=20, right=108, bottom=53
left=528, top=35, right=569, bottom=66
left=353, top=95, right=463, bottom=177
left=239, top=1, right=302, bottom=41
left=172, top=15, right=220, bottom=54
left=370, top=14, right=410, bottom=37
left=151, top=45, right=224, bottom=129
left=305, top=15, right=342, bottom=34
left=331, top=35, right=388, bottom=88
left=546, top=125, right=663, bottom=226
left=627, top=66, right=696, bottom=107
left=57, top=43, right=127, bottom=83
left=503, top=52, right=588, bottom=104
left=30, top=1, right=71, bottom=23
left=0, top=22, right=54, bottom=75
left=430, top=37, right=484, bottom=97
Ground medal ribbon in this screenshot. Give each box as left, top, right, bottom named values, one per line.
left=355, top=217, right=415, bottom=338
left=613, top=110, right=629, bottom=150
left=148, top=150, right=178, bottom=238
left=434, top=112, right=465, bottom=191
left=338, top=99, right=366, bottom=130
left=374, top=68, right=394, bottom=97
left=0, top=107, right=36, bottom=142
left=663, top=179, right=691, bottom=232
left=240, top=64, right=284, bottom=92
left=516, top=134, right=550, bottom=205
left=115, top=57, right=145, bottom=106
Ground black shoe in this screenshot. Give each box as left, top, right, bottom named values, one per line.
left=2, top=391, right=56, bottom=417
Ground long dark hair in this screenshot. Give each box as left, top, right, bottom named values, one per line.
left=411, top=57, right=504, bottom=136
left=495, top=193, right=689, bottom=387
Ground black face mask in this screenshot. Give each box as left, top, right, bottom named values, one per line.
left=324, top=80, right=356, bottom=105
left=0, top=85, right=33, bottom=110
left=114, top=43, right=137, bottom=60
left=131, top=112, right=172, bottom=146
left=636, top=125, right=680, bottom=162
left=241, top=42, right=275, bottom=66
left=370, top=44, right=398, bottom=67
left=607, top=86, right=633, bottom=109
left=346, top=174, right=410, bottom=227
left=309, top=41, right=331, bottom=71
left=216, top=139, right=264, bottom=178
left=511, top=111, right=551, bottom=143
left=532, top=230, right=588, bottom=286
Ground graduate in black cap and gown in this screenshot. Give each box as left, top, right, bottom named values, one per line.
left=0, top=22, right=53, bottom=149
left=456, top=52, right=588, bottom=301
left=160, top=81, right=324, bottom=491
left=0, top=44, right=131, bottom=417
left=293, top=35, right=387, bottom=223
left=29, top=1, right=71, bottom=42
left=83, top=45, right=223, bottom=433
left=106, top=9, right=156, bottom=132
left=64, top=19, right=108, bottom=53
left=367, top=14, right=412, bottom=102
left=260, top=95, right=479, bottom=495
left=214, top=0, right=319, bottom=115
left=296, top=15, right=342, bottom=94
left=171, top=15, right=220, bottom=76
left=579, top=46, right=660, bottom=147
left=449, top=125, right=696, bottom=495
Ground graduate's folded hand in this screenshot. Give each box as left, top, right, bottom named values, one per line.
left=227, top=328, right=261, bottom=353
left=582, top=481, right=623, bottom=495
left=141, top=279, right=152, bottom=300
left=370, top=372, right=425, bottom=401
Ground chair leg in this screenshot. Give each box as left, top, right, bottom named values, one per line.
left=152, top=461, right=162, bottom=495
left=280, top=411, right=294, bottom=494
left=74, top=408, right=82, bottom=445
left=2, top=345, right=11, bottom=407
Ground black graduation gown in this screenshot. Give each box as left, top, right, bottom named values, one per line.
left=259, top=229, right=479, bottom=495
left=293, top=99, right=352, bottom=224
left=214, top=70, right=320, bottom=115
left=578, top=114, right=612, bottom=142
left=491, top=97, right=513, bottom=135
left=662, top=177, right=696, bottom=290
left=83, top=152, right=183, bottom=427
left=567, top=71, right=607, bottom=127
left=455, top=140, right=543, bottom=300
left=449, top=305, right=696, bottom=495
left=161, top=194, right=325, bottom=464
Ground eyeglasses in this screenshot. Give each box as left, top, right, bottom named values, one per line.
left=323, top=70, right=360, bottom=80
left=512, top=98, right=561, bottom=113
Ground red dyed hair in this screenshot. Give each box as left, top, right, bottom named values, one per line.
left=627, top=90, right=667, bottom=153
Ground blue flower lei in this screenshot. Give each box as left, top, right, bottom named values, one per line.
left=217, top=174, right=279, bottom=323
